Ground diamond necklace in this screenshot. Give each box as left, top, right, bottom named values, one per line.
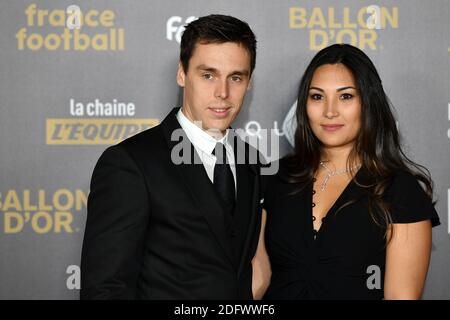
left=318, top=161, right=360, bottom=191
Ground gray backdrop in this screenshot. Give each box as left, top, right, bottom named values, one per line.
left=0, top=0, right=449, bottom=299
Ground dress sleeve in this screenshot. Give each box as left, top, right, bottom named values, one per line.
left=385, top=171, right=440, bottom=227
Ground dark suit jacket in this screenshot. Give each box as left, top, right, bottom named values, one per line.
left=80, top=107, right=263, bottom=299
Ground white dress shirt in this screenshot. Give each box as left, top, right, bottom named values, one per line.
left=176, top=108, right=237, bottom=190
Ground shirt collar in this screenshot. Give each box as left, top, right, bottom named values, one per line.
left=176, top=108, right=229, bottom=155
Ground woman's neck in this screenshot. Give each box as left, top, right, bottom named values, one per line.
left=320, top=144, right=356, bottom=170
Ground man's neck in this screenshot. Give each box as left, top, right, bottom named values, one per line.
left=180, top=107, right=227, bottom=140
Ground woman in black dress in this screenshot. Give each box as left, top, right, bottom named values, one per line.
left=252, top=44, right=440, bottom=300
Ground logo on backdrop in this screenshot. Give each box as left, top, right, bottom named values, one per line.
left=281, top=101, right=298, bottom=148
left=0, top=189, right=86, bottom=235
left=446, top=101, right=450, bottom=237
left=166, top=16, right=198, bottom=43
left=46, top=98, right=159, bottom=145
left=16, top=4, right=125, bottom=51
left=288, top=5, right=399, bottom=50
left=447, top=103, right=450, bottom=140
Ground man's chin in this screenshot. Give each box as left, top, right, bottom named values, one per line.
left=203, top=123, right=230, bottom=137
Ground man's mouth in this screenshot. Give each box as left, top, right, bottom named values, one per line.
left=208, top=107, right=232, bottom=118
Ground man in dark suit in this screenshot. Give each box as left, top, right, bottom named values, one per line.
left=80, top=14, right=267, bottom=299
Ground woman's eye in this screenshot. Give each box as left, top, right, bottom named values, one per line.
left=310, top=94, right=323, bottom=100
left=340, top=93, right=353, bottom=100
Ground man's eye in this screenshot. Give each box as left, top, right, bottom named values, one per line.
left=230, top=75, right=242, bottom=82
left=340, top=93, right=353, bottom=100
left=310, top=94, right=323, bottom=100
left=202, top=73, right=213, bottom=80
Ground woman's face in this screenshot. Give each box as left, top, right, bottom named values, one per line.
left=306, top=63, right=362, bottom=151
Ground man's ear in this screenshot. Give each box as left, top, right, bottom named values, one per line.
left=247, top=77, right=253, bottom=91
left=176, top=62, right=185, bottom=87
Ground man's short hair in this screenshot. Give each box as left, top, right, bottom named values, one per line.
left=180, top=14, right=257, bottom=76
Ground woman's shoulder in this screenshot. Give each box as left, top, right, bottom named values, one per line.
left=384, top=170, right=440, bottom=227
left=386, top=170, right=429, bottom=196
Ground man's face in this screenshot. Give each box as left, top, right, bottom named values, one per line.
left=177, top=42, right=252, bottom=135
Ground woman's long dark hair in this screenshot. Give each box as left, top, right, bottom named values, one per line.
left=285, top=43, right=434, bottom=236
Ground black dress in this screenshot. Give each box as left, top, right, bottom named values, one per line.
left=263, top=160, right=440, bottom=300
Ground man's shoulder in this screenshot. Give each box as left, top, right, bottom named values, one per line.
left=91, top=124, right=166, bottom=170
left=117, top=108, right=179, bottom=153
left=117, top=123, right=166, bottom=153
left=93, top=125, right=164, bottom=167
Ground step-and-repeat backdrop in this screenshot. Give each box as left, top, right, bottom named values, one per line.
left=0, top=0, right=449, bottom=299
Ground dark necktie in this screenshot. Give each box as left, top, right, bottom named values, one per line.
left=212, top=142, right=236, bottom=210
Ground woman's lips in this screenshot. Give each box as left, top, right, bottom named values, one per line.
left=321, top=124, right=344, bottom=132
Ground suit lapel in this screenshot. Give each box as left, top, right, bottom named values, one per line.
left=236, top=164, right=259, bottom=277
left=160, top=108, right=235, bottom=265
left=232, top=135, right=260, bottom=277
